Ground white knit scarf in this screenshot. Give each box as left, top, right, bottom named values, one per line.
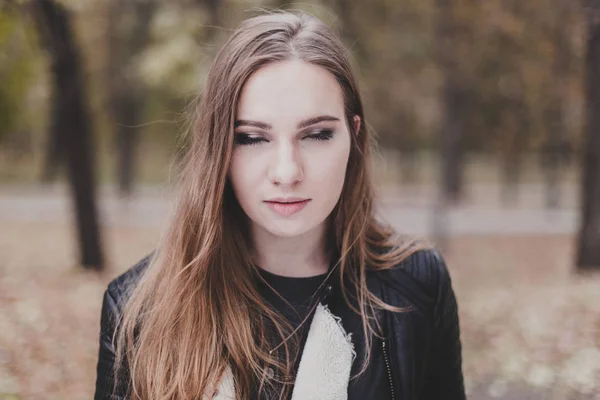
left=209, top=303, right=356, bottom=399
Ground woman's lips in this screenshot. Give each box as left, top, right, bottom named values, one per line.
left=264, top=199, right=311, bottom=216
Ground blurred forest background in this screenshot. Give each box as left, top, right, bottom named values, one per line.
left=1, top=0, right=600, bottom=399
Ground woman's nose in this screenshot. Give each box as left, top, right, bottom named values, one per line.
left=268, top=142, right=303, bottom=186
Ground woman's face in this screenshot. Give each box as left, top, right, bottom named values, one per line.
left=229, top=60, right=358, bottom=239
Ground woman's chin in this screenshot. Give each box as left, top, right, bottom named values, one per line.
left=265, top=225, right=311, bottom=238
left=259, top=220, right=318, bottom=239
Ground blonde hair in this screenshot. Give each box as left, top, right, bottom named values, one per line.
left=114, top=10, right=425, bottom=399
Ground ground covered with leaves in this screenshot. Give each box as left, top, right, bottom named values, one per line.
left=0, top=222, right=599, bottom=399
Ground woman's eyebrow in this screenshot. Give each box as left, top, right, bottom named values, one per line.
left=297, top=115, right=340, bottom=129
left=234, top=115, right=340, bottom=131
left=234, top=120, right=271, bottom=130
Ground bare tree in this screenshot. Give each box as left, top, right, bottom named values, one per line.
left=192, top=0, right=222, bottom=41
left=331, top=0, right=367, bottom=61
left=435, top=0, right=466, bottom=205
left=395, top=107, right=420, bottom=185
left=577, top=0, right=600, bottom=270
left=40, top=97, right=63, bottom=182
left=541, top=0, right=573, bottom=210
left=30, top=0, right=104, bottom=269
left=107, top=0, right=157, bottom=196
left=501, top=92, right=529, bottom=207
left=498, top=1, right=528, bottom=207
left=203, top=0, right=222, bottom=33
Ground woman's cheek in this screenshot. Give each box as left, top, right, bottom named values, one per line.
left=315, top=142, right=350, bottom=185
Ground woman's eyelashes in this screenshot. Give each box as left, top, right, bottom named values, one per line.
left=234, top=129, right=334, bottom=146
left=234, top=134, right=267, bottom=146
left=307, top=129, right=334, bottom=141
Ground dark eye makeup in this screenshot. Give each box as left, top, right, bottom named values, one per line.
left=233, top=129, right=334, bottom=146
left=233, top=134, right=268, bottom=146
left=307, top=129, right=334, bottom=141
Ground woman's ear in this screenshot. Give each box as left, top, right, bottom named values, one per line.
left=352, top=115, right=361, bottom=136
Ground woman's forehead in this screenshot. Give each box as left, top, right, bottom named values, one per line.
left=236, top=60, right=345, bottom=128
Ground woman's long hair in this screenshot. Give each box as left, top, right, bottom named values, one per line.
left=114, top=10, right=426, bottom=400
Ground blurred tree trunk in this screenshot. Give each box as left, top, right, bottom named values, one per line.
left=196, top=0, right=222, bottom=41
left=500, top=138, right=522, bottom=207
left=498, top=1, right=530, bottom=208
left=542, top=3, right=572, bottom=210
left=399, top=148, right=420, bottom=185
left=107, top=0, right=156, bottom=197
left=30, top=0, right=104, bottom=269
left=40, top=98, right=63, bottom=182
left=435, top=0, right=465, bottom=204
left=501, top=91, right=529, bottom=207
left=35, top=0, right=62, bottom=183
left=577, top=2, right=600, bottom=270
left=205, top=0, right=222, bottom=30
left=396, top=108, right=420, bottom=185
left=329, top=0, right=367, bottom=61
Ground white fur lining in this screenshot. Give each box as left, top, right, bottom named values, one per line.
left=291, top=302, right=355, bottom=399
left=207, top=367, right=236, bottom=399
left=209, top=302, right=355, bottom=399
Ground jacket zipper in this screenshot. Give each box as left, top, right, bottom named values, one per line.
left=382, top=339, right=395, bottom=400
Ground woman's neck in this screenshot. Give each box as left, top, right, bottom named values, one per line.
left=250, top=223, right=330, bottom=277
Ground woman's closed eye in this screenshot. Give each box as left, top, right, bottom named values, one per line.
left=234, top=129, right=334, bottom=147
left=305, top=129, right=334, bottom=141
left=234, top=133, right=267, bottom=146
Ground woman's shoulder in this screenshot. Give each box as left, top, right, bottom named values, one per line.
left=98, top=254, right=153, bottom=346
left=372, top=247, right=452, bottom=307
left=105, top=252, right=153, bottom=310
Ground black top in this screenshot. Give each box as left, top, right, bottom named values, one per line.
left=251, top=267, right=330, bottom=399
left=256, top=267, right=329, bottom=331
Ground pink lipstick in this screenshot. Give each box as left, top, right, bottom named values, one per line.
left=264, top=198, right=311, bottom=216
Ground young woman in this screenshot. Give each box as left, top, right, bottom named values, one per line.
left=94, top=11, right=465, bottom=400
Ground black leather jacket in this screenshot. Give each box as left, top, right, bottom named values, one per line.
left=94, top=249, right=466, bottom=400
